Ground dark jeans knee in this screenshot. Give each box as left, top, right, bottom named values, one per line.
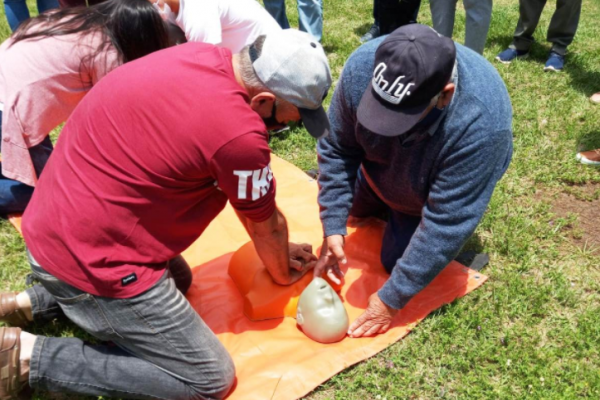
left=187, top=355, right=236, bottom=400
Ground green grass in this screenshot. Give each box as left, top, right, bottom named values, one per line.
left=2, top=0, right=600, bottom=399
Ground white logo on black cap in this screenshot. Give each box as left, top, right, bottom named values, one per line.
left=372, top=63, right=415, bottom=105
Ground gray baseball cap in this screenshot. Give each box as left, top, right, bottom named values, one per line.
left=251, top=30, right=332, bottom=139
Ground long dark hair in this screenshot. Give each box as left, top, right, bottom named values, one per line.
left=12, top=0, right=169, bottom=64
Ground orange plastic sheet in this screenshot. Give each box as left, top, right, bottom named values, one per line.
left=8, top=156, right=488, bottom=400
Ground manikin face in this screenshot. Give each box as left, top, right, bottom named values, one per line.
left=296, top=278, right=349, bottom=343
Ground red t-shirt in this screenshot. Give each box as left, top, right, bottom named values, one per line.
left=22, top=43, right=276, bottom=298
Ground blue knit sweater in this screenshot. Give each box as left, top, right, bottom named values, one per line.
left=317, top=38, right=513, bottom=310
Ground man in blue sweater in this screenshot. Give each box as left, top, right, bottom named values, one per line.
left=315, top=24, right=513, bottom=338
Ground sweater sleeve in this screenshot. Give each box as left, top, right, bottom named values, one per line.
left=378, top=128, right=513, bottom=310
left=317, top=68, right=365, bottom=237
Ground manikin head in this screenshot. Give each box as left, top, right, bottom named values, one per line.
left=236, top=31, right=332, bottom=139
left=297, top=278, right=349, bottom=343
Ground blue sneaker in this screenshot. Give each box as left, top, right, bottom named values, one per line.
left=544, top=52, right=565, bottom=72
left=495, top=48, right=529, bottom=64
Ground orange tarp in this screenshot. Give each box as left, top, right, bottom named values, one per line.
left=8, top=155, right=487, bottom=400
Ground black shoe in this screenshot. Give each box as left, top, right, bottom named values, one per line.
left=455, top=251, right=489, bottom=272
left=360, top=24, right=380, bottom=43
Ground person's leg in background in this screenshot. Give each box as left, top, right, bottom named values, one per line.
left=35, top=0, right=58, bottom=15
left=541, top=0, right=580, bottom=71
left=298, top=0, right=323, bottom=41
left=360, top=0, right=381, bottom=43
left=3, top=0, right=30, bottom=32
left=546, top=0, right=581, bottom=56
left=429, top=0, right=457, bottom=39
left=510, top=0, right=546, bottom=54
left=263, top=0, right=291, bottom=30
left=378, top=0, right=421, bottom=35
left=463, top=0, right=492, bottom=54
left=496, top=0, right=545, bottom=63
left=16, top=256, right=235, bottom=399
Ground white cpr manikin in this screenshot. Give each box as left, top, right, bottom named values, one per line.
left=296, top=278, right=349, bottom=343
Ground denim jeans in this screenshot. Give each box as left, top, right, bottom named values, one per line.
left=0, top=109, right=54, bottom=215
left=263, top=0, right=323, bottom=41
left=429, top=0, right=493, bottom=54
left=25, top=252, right=235, bottom=399
left=510, top=0, right=581, bottom=56
left=349, top=169, right=421, bottom=272
left=3, top=0, right=58, bottom=31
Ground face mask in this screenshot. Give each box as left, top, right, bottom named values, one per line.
left=153, top=0, right=177, bottom=24
left=262, top=101, right=287, bottom=132
left=408, top=104, right=445, bottom=135
left=296, top=278, right=349, bottom=343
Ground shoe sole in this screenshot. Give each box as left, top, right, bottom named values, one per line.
left=576, top=153, right=600, bottom=166
left=495, top=53, right=529, bottom=64
left=544, top=65, right=563, bottom=72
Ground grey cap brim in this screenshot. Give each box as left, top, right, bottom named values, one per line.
left=299, top=106, right=330, bottom=139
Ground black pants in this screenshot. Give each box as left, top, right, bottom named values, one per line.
left=374, top=0, right=422, bottom=34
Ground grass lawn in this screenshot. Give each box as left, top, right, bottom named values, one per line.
left=1, top=0, right=600, bottom=398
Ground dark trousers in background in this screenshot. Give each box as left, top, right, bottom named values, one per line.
left=511, top=0, right=582, bottom=55
left=25, top=253, right=235, bottom=400
left=349, top=169, right=421, bottom=273
left=373, top=0, right=421, bottom=35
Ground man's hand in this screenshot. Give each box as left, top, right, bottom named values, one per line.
left=314, top=235, right=346, bottom=285
left=347, top=293, right=398, bottom=338
left=288, top=242, right=317, bottom=273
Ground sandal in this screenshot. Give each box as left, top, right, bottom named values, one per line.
left=0, top=294, right=29, bottom=328
left=0, top=327, right=22, bottom=400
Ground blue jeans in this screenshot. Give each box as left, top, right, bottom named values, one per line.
left=3, top=0, right=59, bottom=32
left=429, top=0, right=493, bottom=54
left=349, top=169, right=421, bottom=273
left=25, top=252, right=235, bottom=399
left=263, top=0, right=323, bottom=41
left=0, top=110, right=54, bottom=215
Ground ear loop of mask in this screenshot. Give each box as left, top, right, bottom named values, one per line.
left=263, top=99, right=288, bottom=132
left=153, top=0, right=177, bottom=24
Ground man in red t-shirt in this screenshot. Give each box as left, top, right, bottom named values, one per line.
left=0, top=30, right=331, bottom=400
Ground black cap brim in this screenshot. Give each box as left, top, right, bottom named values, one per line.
left=357, top=85, right=430, bottom=137
left=299, top=106, right=330, bottom=139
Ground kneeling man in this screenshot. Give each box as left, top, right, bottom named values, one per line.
left=0, top=30, right=331, bottom=399
left=315, top=24, right=512, bottom=338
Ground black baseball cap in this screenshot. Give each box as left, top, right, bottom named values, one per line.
left=357, top=24, right=456, bottom=137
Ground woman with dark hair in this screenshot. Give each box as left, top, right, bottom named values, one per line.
left=0, top=0, right=169, bottom=215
